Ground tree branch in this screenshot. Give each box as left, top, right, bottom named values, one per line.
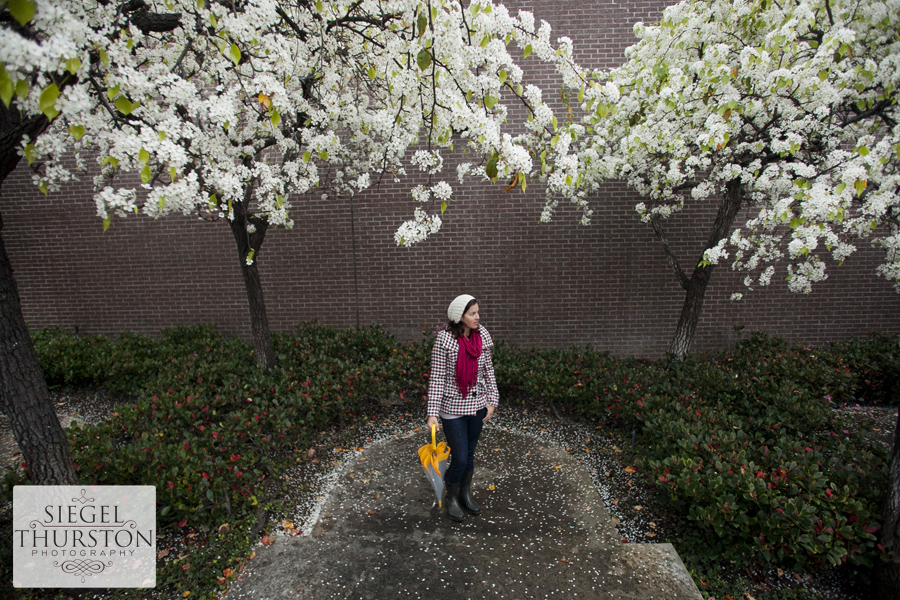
left=650, top=216, right=690, bottom=290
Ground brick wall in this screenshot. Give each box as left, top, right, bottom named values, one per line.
left=2, top=0, right=899, bottom=359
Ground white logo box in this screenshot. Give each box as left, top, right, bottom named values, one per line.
left=13, top=486, right=156, bottom=588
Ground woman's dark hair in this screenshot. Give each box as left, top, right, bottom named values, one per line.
left=446, top=298, right=478, bottom=338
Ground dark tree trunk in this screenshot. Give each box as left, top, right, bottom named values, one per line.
left=875, top=407, right=900, bottom=599
left=227, top=192, right=276, bottom=370
left=660, top=179, right=744, bottom=360
left=0, top=211, right=77, bottom=484
left=0, top=104, right=77, bottom=484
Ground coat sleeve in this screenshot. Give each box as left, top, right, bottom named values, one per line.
left=481, top=329, right=500, bottom=407
left=427, top=332, right=448, bottom=417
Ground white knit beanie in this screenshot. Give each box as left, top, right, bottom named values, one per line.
left=447, top=294, right=476, bottom=323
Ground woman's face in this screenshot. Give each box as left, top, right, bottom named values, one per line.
left=461, top=303, right=480, bottom=334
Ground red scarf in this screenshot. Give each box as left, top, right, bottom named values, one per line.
left=455, top=329, right=482, bottom=398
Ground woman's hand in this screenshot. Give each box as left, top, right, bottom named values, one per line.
left=483, top=404, right=495, bottom=423
left=426, top=416, right=439, bottom=430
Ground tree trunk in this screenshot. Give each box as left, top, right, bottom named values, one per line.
left=228, top=193, right=276, bottom=370
left=665, top=179, right=744, bottom=360
left=875, top=406, right=900, bottom=599
left=0, top=211, right=77, bottom=484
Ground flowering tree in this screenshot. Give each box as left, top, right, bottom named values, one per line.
left=0, top=0, right=184, bottom=485
left=514, top=0, right=899, bottom=360
left=22, top=0, right=570, bottom=370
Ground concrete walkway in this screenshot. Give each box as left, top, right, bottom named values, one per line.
left=224, top=427, right=702, bottom=599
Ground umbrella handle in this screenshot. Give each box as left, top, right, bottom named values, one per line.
left=431, top=423, right=437, bottom=449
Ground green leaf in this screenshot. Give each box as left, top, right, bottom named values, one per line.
left=485, top=155, right=499, bottom=179
left=99, top=49, right=109, bottom=67
left=246, top=249, right=255, bottom=263
left=196, top=0, right=205, bottom=8
left=416, top=48, right=432, bottom=71
left=39, top=84, right=60, bottom=121
left=577, top=87, right=584, bottom=103
left=38, top=181, right=48, bottom=195
left=24, top=144, right=36, bottom=165
left=106, top=84, right=120, bottom=101
left=368, top=66, right=376, bottom=79
left=835, top=182, right=846, bottom=194
left=102, top=156, right=119, bottom=169
left=65, top=57, right=82, bottom=75
left=441, top=201, right=447, bottom=214
left=484, top=95, right=497, bottom=109
left=417, top=12, right=427, bottom=38
left=498, top=70, right=507, bottom=85
left=270, top=108, right=281, bottom=127
left=140, top=165, right=152, bottom=184
left=68, top=125, right=85, bottom=140
left=857, top=146, right=869, bottom=156
left=0, top=65, right=13, bottom=108
left=103, top=216, right=111, bottom=231
left=158, top=131, right=166, bottom=141
left=139, top=148, right=150, bottom=164
left=524, top=44, right=532, bottom=58
left=229, top=43, right=241, bottom=66
left=315, top=1, right=322, bottom=13
left=302, top=151, right=311, bottom=162
left=170, top=167, right=177, bottom=181
left=115, top=96, right=138, bottom=115
left=8, top=0, right=37, bottom=27
left=855, top=179, right=867, bottom=197
left=551, top=115, right=558, bottom=131
left=15, top=78, right=29, bottom=99
left=480, top=36, right=490, bottom=48
left=158, top=196, right=166, bottom=209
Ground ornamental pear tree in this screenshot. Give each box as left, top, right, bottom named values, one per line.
left=0, top=0, right=180, bottom=485
left=25, top=0, right=570, bottom=369
left=515, top=0, right=900, bottom=359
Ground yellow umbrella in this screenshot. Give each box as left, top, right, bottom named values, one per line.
left=418, top=424, right=450, bottom=507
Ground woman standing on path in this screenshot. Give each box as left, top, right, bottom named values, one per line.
left=426, top=295, right=499, bottom=522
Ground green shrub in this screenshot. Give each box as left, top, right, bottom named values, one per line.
left=32, top=326, right=116, bottom=387
left=822, top=335, right=900, bottom=406
left=630, top=333, right=888, bottom=570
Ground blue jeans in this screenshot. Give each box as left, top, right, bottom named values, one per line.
left=441, top=407, right=487, bottom=484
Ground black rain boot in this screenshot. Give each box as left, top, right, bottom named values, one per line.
left=459, top=469, right=481, bottom=514
left=445, top=482, right=465, bottom=522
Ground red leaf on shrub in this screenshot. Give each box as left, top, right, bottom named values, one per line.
left=636, top=400, right=643, bottom=407
left=212, top=432, right=219, bottom=439
left=178, top=520, right=187, bottom=527
left=202, top=473, right=209, bottom=479
left=775, top=508, right=784, bottom=513
left=235, top=471, right=243, bottom=477
left=865, top=525, right=881, bottom=533
left=168, top=481, right=174, bottom=490
left=805, top=447, right=813, bottom=452
left=825, top=488, right=832, bottom=498
left=183, top=443, right=190, bottom=450
left=878, top=544, right=886, bottom=552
